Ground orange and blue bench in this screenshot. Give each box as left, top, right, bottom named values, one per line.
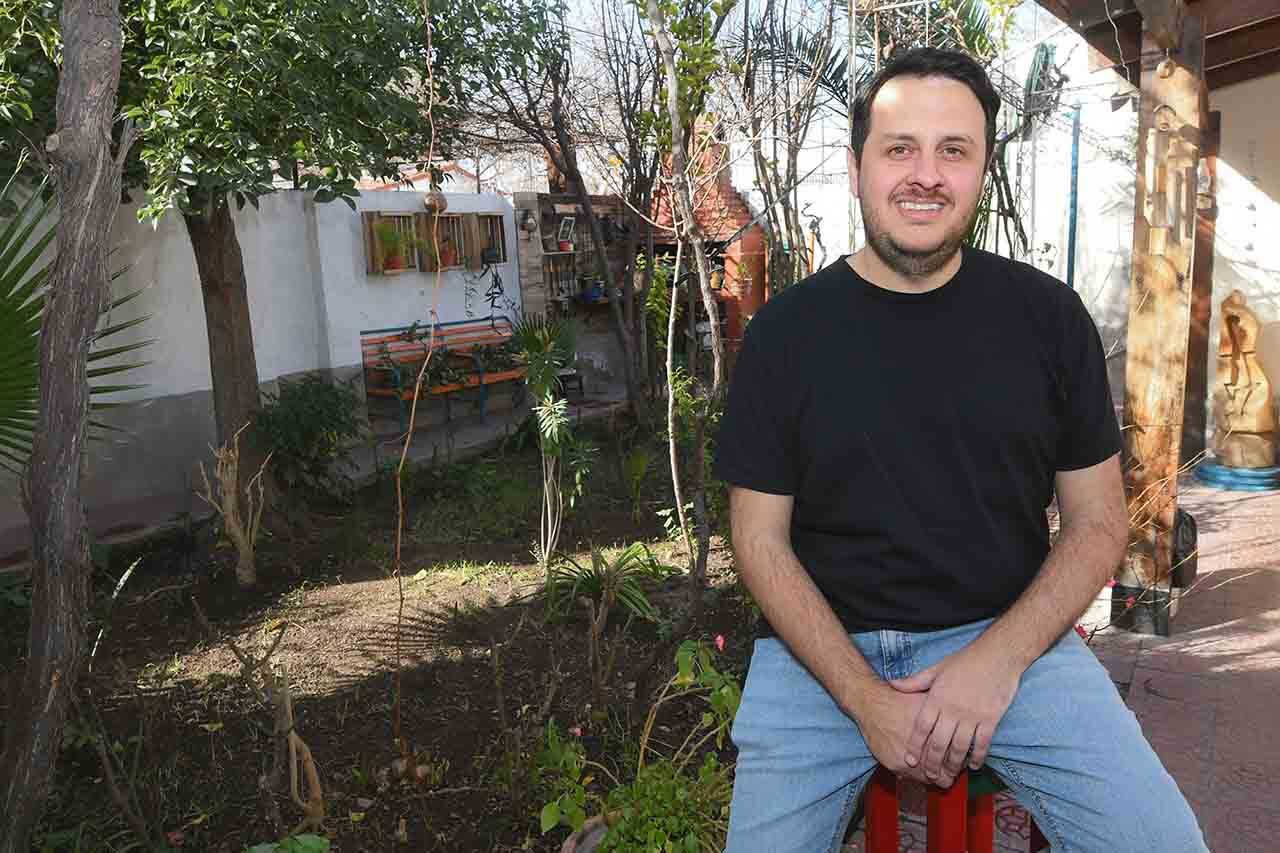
left=359, top=317, right=526, bottom=433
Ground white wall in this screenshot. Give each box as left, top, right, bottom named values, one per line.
left=97, top=189, right=522, bottom=404
left=0, top=189, right=523, bottom=558
left=103, top=192, right=334, bottom=402
left=1209, top=74, right=1280, bottom=320
left=315, top=191, right=522, bottom=372
left=1204, top=74, right=1280, bottom=441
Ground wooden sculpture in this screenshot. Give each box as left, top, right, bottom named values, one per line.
left=1212, top=290, right=1277, bottom=468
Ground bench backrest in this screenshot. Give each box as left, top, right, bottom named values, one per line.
left=360, top=316, right=516, bottom=368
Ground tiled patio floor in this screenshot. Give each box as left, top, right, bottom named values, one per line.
left=843, top=476, right=1280, bottom=852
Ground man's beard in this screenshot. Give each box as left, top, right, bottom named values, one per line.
left=862, top=193, right=980, bottom=279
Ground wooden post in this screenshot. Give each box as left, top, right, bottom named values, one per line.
left=1117, top=10, right=1206, bottom=635
left=1181, top=110, right=1220, bottom=467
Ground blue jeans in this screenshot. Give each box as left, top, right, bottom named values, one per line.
left=725, top=620, right=1208, bottom=852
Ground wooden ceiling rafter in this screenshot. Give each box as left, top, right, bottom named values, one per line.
left=1033, top=0, right=1280, bottom=90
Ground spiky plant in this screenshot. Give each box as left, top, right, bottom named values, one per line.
left=545, top=543, right=681, bottom=707
left=0, top=161, right=153, bottom=476
left=511, top=312, right=580, bottom=569
left=0, top=165, right=53, bottom=473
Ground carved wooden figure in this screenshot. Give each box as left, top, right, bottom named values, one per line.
left=1212, top=290, right=1278, bottom=468
left=1121, top=12, right=1206, bottom=594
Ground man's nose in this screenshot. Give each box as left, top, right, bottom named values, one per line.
left=907, top=153, right=944, bottom=190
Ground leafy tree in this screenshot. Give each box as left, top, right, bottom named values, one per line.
left=2, top=0, right=474, bottom=490
left=464, top=0, right=649, bottom=421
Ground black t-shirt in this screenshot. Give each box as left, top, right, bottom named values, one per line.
left=715, top=247, right=1121, bottom=634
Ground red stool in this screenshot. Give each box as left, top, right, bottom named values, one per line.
left=864, top=766, right=1049, bottom=852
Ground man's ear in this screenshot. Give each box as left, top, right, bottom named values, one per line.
left=846, top=145, right=860, bottom=199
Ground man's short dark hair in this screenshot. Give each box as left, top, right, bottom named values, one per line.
left=850, top=47, right=1001, bottom=168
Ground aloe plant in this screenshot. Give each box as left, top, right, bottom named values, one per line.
left=0, top=162, right=152, bottom=475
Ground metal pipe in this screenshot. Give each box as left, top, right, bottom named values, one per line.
left=848, top=0, right=858, bottom=252
left=1066, top=103, right=1082, bottom=290
left=865, top=0, right=927, bottom=12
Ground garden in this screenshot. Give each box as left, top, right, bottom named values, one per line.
left=1, top=397, right=753, bottom=852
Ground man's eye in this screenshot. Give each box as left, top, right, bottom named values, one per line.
left=942, top=147, right=966, bottom=158
left=888, top=145, right=910, bottom=156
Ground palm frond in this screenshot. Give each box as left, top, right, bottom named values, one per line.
left=0, top=158, right=154, bottom=474
left=0, top=161, right=51, bottom=475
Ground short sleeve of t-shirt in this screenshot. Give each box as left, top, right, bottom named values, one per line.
left=714, top=316, right=798, bottom=495
left=1055, top=289, right=1122, bottom=471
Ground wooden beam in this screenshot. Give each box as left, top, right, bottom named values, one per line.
left=1207, top=48, right=1280, bottom=88
left=1182, top=110, right=1220, bottom=467
left=1119, top=12, right=1206, bottom=633
left=1134, top=0, right=1183, bottom=49
left=1205, top=15, right=1280, bottom=66
left=1051, top=0, right=1280, bottom=36
left=1061, top=0, right=1139, bottom=30
left=1191, top=0, right=1280, bottom=38
left=1075, top=2, right=1280, bottom=73
left=1086, top=15, right=1280, bottom=89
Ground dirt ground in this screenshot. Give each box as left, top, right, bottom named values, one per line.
left=0, top=424, right=753, bottom=852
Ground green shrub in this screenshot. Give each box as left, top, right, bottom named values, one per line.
left=251, top=374, right=363, bottom=502
left=537, top=719, right=589, bottom=835
left=543, top=543, right=678, bottom=623
left=245, top=835, right=329, bottom=853
left=410, top=458, right=540, bottom=545
left=598, top=755, right=731, bottom=853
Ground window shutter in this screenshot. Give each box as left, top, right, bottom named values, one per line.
left=463, top=213, right=483, bottom=271
left=414, top=212, right=438, bottom=271
left=362, top=212, right=384, bottom=274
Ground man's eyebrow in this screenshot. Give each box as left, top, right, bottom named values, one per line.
left=877, top=132, right=977, bottom=144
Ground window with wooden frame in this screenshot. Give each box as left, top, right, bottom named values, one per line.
left=361, top=212, right=421, bottom=274
left=361, top=211, right=499, bottom=274
left=479, top=214, right=507, bottom=265
left=431, top=215, right=467, bottom=269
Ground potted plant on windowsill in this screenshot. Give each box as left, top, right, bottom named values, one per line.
left=374, top=221, right=407, bottom=273
left=439, top=236, right=459, bottom=268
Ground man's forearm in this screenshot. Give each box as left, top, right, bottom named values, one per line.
left=977, top=515, right=1126, bottom=673
left=734, top=530, right=884, bottom=721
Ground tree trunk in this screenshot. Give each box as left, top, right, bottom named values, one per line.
left=638, top=217, right=656, bottom=397
left=0, top=1, right=127, bottom=849
left=648, top=0, right=725, bottom=394
left=184, top=200, right=264, bottom=490
left=544, top=81, right=645, bottom=423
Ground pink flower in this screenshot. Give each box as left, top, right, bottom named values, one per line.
left=714, top=634, right=726, bottom=653
left=166, top=831, right=185, bottom=848
left=1074, top=624, right=1088, bottom=639
left=568, top=725, right=583, bottom=737
left=1105, top=579, right=1117, bottom=588
left=1125, top=595, right=1136, bottom=610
